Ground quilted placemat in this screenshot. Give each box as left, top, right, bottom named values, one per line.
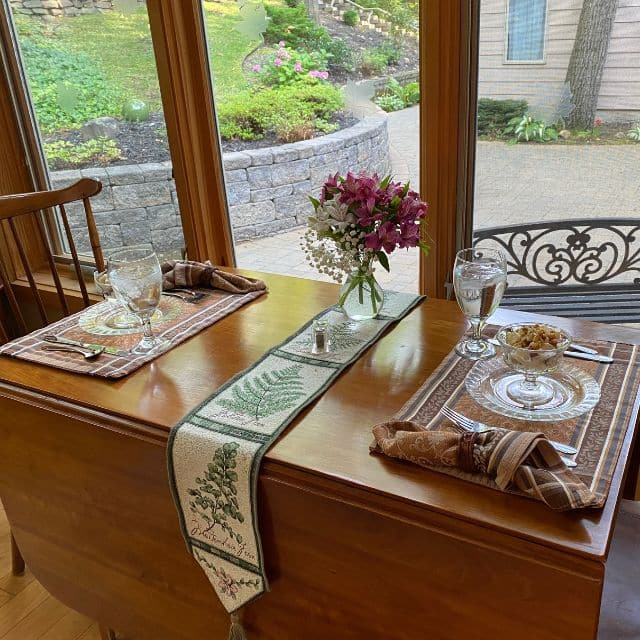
left=0, top=288, right=266, bottom=379
left=392, top=331, right=640, bottom=507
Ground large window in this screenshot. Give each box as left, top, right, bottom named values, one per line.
left=6, top=1, right=186, bottom=262
left=1, top=0, right=472, bottom=300
left=506, top=0, right=546, bottom=63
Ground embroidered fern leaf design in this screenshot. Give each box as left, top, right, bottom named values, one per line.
left=188, top=442, right=244, bottom=542
left=217, top=364, right=306, bottom=422
left=330, top=321, right=365, bottom=351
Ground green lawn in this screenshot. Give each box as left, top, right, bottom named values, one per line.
left=15, top=3, right=259, bottom=131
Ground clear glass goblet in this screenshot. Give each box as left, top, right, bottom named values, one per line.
left=94, top=269, right=141, bottom=330
left=107, top=246, right=169, bottom=355
left=453, top=247, right=507, bottom=360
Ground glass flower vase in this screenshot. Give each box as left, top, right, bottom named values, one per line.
left=339, top=267, right=384, bottom=321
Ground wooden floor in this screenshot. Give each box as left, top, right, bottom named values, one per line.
left=1, top=499, right=638, bottom=639
left=0, top=502, right=105, bottom=640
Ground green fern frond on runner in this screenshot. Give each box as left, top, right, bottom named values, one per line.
left=217, top=364, right=306, bottom=421
left=330, top=321, right=365, bottom=351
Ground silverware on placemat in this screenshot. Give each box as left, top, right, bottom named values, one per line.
left=44, top=334, right=129, bottom=357
left=440, top=406, right=578, bottom=467
left=488, top=338, right=612, bottom=364
left=41, top=344, right=104, bottom=360
left=162, top=291, right=207, bottom=303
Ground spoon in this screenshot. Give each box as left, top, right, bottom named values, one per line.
left=41, top=344, right=104, bottom=360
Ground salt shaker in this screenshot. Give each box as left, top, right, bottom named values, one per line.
left=311, top=320, right=330, bottom=354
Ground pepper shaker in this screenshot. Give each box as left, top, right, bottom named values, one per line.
left=311, top=320, right=331, bottom=354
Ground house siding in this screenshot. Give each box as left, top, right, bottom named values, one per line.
left=478, top=0, right=640, bottom=122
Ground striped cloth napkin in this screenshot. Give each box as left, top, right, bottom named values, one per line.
left=370, top=420, right=597, bottom=511
left=162, top=260, right=266, bottom=294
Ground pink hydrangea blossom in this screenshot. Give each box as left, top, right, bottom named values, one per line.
left=252, top=64, right=262, bottom=72
left=319, top=71, right=329, bottom=80
left=294, top=61, right=303, bottom=72
left=274, top=58, right=283, bottom=67
left=278, top=40, right=285, bottom=46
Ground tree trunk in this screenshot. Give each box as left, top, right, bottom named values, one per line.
left=565, top=0, right=618, bottom=129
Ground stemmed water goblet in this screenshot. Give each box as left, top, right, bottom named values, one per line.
left=453, top=247, right=507, bottom=360
left=94, top=269, right=141, bottom=330
left=107, top=246, right=169, bottom=355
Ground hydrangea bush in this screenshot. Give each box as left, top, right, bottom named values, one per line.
left=253, top=42, right=329, bottom=87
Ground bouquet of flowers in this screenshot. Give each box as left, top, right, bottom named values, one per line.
left=304, top=172, right=429, bottom=319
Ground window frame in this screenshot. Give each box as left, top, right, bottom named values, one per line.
left=0, top=0, right=476, bottom=300
left=503, top=0, right=548, bottom=65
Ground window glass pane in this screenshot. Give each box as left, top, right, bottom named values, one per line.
left=474, top=0, right=640, bottom=323
left=507, top=0, right=546, bottom=62
left=201, top=0, right=422, bottom=294
left=9, top=1, right=186, bottom=261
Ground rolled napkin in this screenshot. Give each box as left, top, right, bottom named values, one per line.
left=370, top=420, right=598, bottom=511
left=161, top=260, right=266, bottom=294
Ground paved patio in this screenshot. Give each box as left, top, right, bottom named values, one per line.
left=236, top=106, right=640, bottom=292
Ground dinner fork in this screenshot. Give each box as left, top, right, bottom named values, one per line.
left=440, top=406, right=578, bottom=459
left=162, top=291, right=206, bottom=303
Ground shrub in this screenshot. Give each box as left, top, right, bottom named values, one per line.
left=477, top=98, right=528, bottom=137
left=253, top=44, right=329, bottom=87
left=375, top=40, right=401, bottom=65
left=18, top=34, right=125, bottom=133
left=217, top=80, right=344, bottom=142
left=264, top=4, right=353, bottom=72
left=627, top=124, right=640, bottom=142
left=505, top=114, right=558, bottom=143
left=44, top=137, right=121, bottom=168
left=374, top=78, right=419, bottom=112
left=358, top=49, right=388, bottom=76
left=375, top=94, right=405, bottom=112
left=285, top=0, right=301, bottom=7
left=343, top=9, right=360, bottom=26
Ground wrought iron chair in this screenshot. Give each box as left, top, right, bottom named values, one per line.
left=0, top=178, right=104, bottom=577
left=473, top=218, right=640, bottom=323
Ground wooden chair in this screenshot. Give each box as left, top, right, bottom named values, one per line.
left=0, top=177, right=105, bottom=334
left=0, top=178, right=104, bottom=576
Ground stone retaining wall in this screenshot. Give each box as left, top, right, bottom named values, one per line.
left=51, top=114, right=390, bottom=257
left=10, top=0, right=144, bottom=18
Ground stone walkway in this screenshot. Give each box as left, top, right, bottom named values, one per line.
left=236, top=106, right=640, bottom=292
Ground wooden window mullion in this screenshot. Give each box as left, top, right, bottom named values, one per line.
left=419, top=0, right=480, bottom=298
left=146, top=0, right=235, bottom=267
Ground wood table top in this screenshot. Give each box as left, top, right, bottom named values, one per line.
left=1, top=271, right=639, bottom=563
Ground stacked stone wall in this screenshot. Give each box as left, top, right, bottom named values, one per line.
left=50, top=114, right=390, bottom=257
left=10, top=0, right=144, bottom=18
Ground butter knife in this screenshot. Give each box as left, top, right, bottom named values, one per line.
left=44, top=334, right=129, bottom=357
left=564, top=350, right=613, bottom=364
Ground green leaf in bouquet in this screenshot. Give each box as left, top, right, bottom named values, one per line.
left=376, top=251, right=390, bottom=272
left=309, top=196, right=321, bottom=209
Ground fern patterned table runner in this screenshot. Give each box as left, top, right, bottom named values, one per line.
left=168, top=291, right=423, bottom=620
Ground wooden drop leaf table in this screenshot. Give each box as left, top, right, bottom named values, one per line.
left=0, top=273, right=638, bottom=640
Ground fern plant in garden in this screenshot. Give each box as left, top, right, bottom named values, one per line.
left=217, top=364, right=306, bottom=422
left=188, top=442, right=245, bottom=543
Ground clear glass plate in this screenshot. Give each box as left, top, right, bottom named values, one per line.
left=465, top=358, right=601, bottom=422
left=78, top=297, right=181, bottom=336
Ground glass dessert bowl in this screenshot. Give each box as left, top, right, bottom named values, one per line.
left=496, top=322, right=572, bottom=409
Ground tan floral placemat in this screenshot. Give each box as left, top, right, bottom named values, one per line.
left=389, top=331, right=640, bottom=507
left=0, top=289, right=266, bottom=379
